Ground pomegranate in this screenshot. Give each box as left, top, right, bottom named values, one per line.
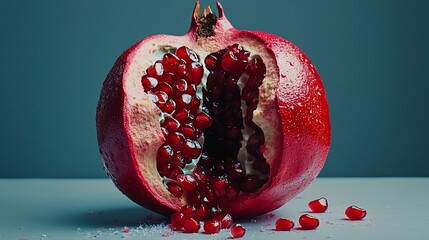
left=96, top=1, right=330, bottom=219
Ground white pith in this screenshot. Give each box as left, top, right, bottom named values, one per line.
left=123, top=33, right=281, bottom=205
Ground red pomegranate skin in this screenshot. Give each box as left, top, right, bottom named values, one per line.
left=96, top=2, right=330, bottom=218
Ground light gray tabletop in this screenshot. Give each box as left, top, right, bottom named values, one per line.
left=0, top=178, right=428, bottom=240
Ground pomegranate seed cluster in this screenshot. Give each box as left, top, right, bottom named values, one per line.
left=141, top=44, right=272, bottom=234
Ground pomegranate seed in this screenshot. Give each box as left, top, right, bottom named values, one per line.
left=230, top=224, right=245, bottom=238
left=227, top=163, right=245, bottom=181
left=193, top=112, right=212, bottom=129
left=188, top=97, right=201, bottom=113
left=157, top=144, right=173, bottom=162
left=156, top=82, right=173, bottom=96
left=229, top=43, right=243, bottom=55
left=166, top=132, right=185, bottom=150
left=226, top=185, right=239, bottom=200
left=214, top=214, right=233, bottom=229
left=154, top=91, right=168, bottom=105
left=275, top=218, right=294, bottom=231
left=182, top=139, right=201, bottom=159
left=166, top=166, right=182, bottom=179
left=176, top=46, right=199, bottom=63
left=175, top=79, right=188, bottom=92
left=184, top=84, right=197, bottom=95
left=299, top=214, right=319, bottom=230
left=195, top=204, right=209, bottom=220
left=252, top=160, right=270, bottom=175
left=183, top=217, right=200, bottom=233
left=181, top=125, right=196, bottom=139
left=163, top=73, right=174, bottom=85
left=203, top=220, right=221, bottom=234
left=345, top=205, right=367, bottom=220
left=141, top=76, right=158, bottom=90
left=246, top=56, right=266, bottom=77
left=192, top=167, right=207, bottom=183
left=188, top=62, right=204, bottom=84
left=176, top=61, right=188, bottom=77
left=163, top=117, right=180, bottom=133
left=167, top=183, right=183, bottom=198
left=173, top=109, right=192, bottom=124
left=147, top=60, right=164, bottom=77
left=177, top=174, right=198, bottom=191
left=212, top=177, right=228, bottom=197
left=162, top=53, right=180, bottom=70
left=204, top=54, right=218, bottom=70
left=160, top=99, right=176, bottom=114
left=308, top=197, right=328, bottom=213
left=170, top=152, right=185, bottom=168
left=241, top=175, right=260, bottom=193
left=170, top=212, right=185, bottom=230
left=180, top=204, right=196, bottom=217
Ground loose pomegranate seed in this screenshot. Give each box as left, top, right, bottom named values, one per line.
left=308, top=197, right=328, bottom=213
left=170, top=212, right=185, bottom=230
left=203, top=220, right=221, bottom=234
left=299, top=214, right=319, bottom=230
left=195, top=204, right=209, bottom=220
left=275, top=218, right=294, bottom=231
left=345, top=205, right=367, bottom=220
left=214, top=213, right=233, bottom=229
left=177, top=174, right=198, bottom=191
left=183, top=217, right=200, bottom=233
left=230, top=224, right=245, bottom=238
left=180, top=204, right=196, bottom=217
left=167, top=183, right=183, bottom=198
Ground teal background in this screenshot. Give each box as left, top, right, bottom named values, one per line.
left=0, top=0, right=428, bottom=178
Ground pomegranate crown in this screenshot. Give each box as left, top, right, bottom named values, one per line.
left=189, top=0, right=232, bottom=37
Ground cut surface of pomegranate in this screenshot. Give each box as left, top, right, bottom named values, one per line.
left=96, top=0, right=330, bottom=220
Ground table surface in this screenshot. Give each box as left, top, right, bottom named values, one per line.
left=0, top=178, right=428, bottom=240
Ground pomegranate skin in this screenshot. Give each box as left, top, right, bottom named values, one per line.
left=96, top=1, right=330, bottom=218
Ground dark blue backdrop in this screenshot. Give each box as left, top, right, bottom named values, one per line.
left=1, top=0, right=428, bottom=177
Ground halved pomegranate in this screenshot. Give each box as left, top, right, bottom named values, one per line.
left=96, top=1, right=330, bottom=219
